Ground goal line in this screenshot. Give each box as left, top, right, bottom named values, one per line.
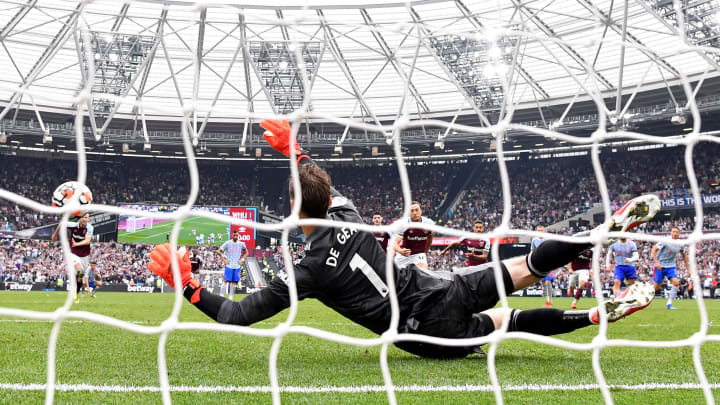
left=1, top=382, right=718, bottom=394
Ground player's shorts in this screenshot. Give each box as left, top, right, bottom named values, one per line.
left=542, top=271, right=554, bottom=282
left=394, top=262, right=514, bottom=359
left=224, top=266, right=240, bottom=283
left=394, top=253, right=428, bottom=269
left=88, top=279, right=95, bottom=288
left=614, top=265, right=637, bottom=281
left=69, top=254, right=90, bottom=274
left=653, top=266, right=678, bottom=284
left=569, top=270, right=590, bottom=288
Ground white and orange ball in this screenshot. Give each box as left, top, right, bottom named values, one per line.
left=51, top=181, right=93, bottom=219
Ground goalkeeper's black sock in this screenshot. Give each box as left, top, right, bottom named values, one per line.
left=526, top=240, right=592, bottom=278
left=508, top=308, right=592, bottom=336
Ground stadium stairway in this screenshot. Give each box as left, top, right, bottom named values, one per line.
left=245, top=257, right=268, bottom=288
left=437, top=160, right=484, bottom=221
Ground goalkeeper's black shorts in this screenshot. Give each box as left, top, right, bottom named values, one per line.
left=394, top=262, right=514, bottom=359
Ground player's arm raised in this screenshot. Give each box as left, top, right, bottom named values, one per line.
left=149, top=243, right=303, bottom=325
left=260, top=119, right=358, bottom=215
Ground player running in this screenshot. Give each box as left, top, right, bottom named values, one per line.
left=393, top=202, right=434, bottom=270
left=568, top=248, right=593, bottom=309
left=531, top=226, right=554, bottom=307
left=85, top=260, right=101, bottom=298
left=372, top=213, right=392, bottom=252
left=651, top=226, right=689, bottom=310
left=148, top=119, right=660, bottom=359
left=440, top=220, right=490, bottom=270
left=217, top=229, right=248, bottom=300
left=51, top=213, right=93, bottom=304
left=607, top=237, right=639, bottom=298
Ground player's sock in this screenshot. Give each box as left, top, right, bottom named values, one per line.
left=508, top=308, right=592, bottom=336
left=229, top=284, right=235, bottom=300
left=574, top=287, right=583, bottom=301
left=526, top=240, right=592, bottom=278
left=667, top=287, right=677, bottom=306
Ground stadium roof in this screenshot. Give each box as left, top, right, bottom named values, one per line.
left=0, top=0, right=718, bottom=157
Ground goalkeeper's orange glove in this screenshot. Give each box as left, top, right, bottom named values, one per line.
left=260, top=119, right=302, bottom=159
left=149, top=243, right=193, bottom=289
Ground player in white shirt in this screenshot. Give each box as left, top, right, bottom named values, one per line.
left=217, top=230, right=249, bottom=300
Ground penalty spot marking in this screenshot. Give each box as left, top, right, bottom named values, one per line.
left=1, top=382, right=718, bottom=393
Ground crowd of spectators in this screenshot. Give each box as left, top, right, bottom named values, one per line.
left=446, top=145, right=720, bottom=232
left=1, top=144, right=719, bottom=233
left=0, top=156, right=264, bottom=231
left=1, top=143, right=719, bottom=296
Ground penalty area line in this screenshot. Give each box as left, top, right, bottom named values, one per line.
left=0, top=382, right=718, bottom=393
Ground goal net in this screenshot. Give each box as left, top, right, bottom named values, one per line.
left=0, top=1, right=718, bottom=404
left=124, top=216, right=154, bottom=233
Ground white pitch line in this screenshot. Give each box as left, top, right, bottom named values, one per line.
left=0, top=382, right=718, bottom=393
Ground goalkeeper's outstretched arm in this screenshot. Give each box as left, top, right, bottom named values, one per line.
left=148, top=243, right=297, bottom=326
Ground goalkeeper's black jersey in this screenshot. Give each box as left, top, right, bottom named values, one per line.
left=230, top=186, right=453, bottom=336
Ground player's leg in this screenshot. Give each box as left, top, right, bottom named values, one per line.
left=222, top=266, right=234, bottom=298
left=612, top=266, right=625, bottom=297
left=229, top=268, right=240, bottom=300
left=74, top=267, right=83, bottom=303
left=573, top=276, right=588, bottom=309
left=542, top=278, right=553, bottom=307
left=626, top=266, right=637, bottom=287
left=568, top=273, right=577, bottom=297
left=666, top=271, right=679, bottom=309
left=482, top=280, right=653, bottom=335
left=652, top=265, right=664, bottom=292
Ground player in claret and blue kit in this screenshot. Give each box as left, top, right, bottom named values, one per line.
left=652, top=226, right=689, bottom=310
left=440, top=220, right=490, bottom=269
left=148, top=119, right=660, bottom=359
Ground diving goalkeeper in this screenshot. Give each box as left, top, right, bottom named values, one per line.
left=148, top=119, right=659, bottom=359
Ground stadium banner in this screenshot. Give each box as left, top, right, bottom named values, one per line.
left=229, top=207, right=257, bottom=251
left=513, top=287, right=613, bottom=298
left=0, top=282, right=160, bottom=293
left=660, top=194, right=720, bottom=208
left=431, top=236, right=518, bottom=246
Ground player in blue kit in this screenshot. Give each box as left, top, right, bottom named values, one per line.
left=607, top=238, right=639, bottom=298
left=217, top=229, right=248, bottom=300
left=531, top=225, right=554, bottom=307
left=652, top=226, right=689, bottom=310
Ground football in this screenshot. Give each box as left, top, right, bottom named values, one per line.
left=51, top=181, right=93, bottom=219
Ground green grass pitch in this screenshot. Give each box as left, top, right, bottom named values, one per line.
left=0, top=292, right=719, bottom=404
left=118, top=216, right=230, bottom=246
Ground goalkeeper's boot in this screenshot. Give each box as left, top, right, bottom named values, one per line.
left=590, top=282, right=654, bottom=324
left=606, top=194, right=660, bottom=244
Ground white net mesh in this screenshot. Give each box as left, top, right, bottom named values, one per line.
left=0, top=1, right=719, bottom=404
